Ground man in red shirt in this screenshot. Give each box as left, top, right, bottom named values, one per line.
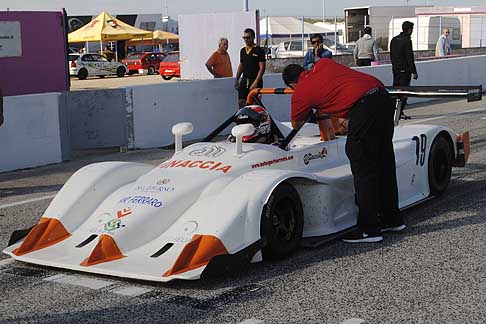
left=282, top=60, right=406, bottom=243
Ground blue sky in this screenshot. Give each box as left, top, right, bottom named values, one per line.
left=0, top=0, right=485, bottom=17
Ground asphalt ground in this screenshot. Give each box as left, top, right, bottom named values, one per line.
left=70, top=74, right=178, bottom=90
left=1, top=98, right=486, bottom=324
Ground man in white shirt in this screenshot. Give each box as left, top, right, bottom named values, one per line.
left=435, top=28, right=451, bottom=57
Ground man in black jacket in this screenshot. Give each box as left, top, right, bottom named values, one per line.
left=390, top=21, right=418, bottom=120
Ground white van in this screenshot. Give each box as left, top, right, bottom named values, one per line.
left=389, top=16, right=461, bottom=51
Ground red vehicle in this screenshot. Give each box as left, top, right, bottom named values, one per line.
left=122, top=52, right=165, bottom=75
left=159, top=51, right=180, bottom=80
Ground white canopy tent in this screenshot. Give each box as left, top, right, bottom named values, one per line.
left=259, top=16, right=334, bottom=43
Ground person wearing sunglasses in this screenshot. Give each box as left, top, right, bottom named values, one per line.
left=435, top=28, right=452, bottom=57
left=303, top=33, right=332, bottom=70
left=234, top=28, right=266, bottom=108
left=282, top=60, right=405, bottom=243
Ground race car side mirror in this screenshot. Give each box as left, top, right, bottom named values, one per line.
left=172, top=122, right=193, bottom=153
left=232, top=124, right=255, bottom=155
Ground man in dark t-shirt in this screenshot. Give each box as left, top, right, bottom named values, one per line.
left=234, top=28, right=266, bottom=108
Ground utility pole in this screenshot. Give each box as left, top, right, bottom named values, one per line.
left=322, top=0, right=326, bottom=22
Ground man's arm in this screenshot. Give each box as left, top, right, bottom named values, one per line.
left=405, top=39, right=418, bottom=78
left=303, top=51, right=312, bottom=70
left=317, top=48, right=332, bottom=59
left=234, top=62, right=243, bottom=89
left=372, top=40, right=380, bottom=61
left=205, top=62, right=219, bottom=78
left=250, top=61, right=266, bottom=90
left=353, top=43, right=359, bottom=62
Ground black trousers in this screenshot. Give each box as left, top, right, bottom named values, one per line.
left=357, top=59, right=373, bottom=66
left=393, top=70, right=412, bottom=111
left=345, top=89, right=402, bottom=234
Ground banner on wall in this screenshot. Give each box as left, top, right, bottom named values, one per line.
left=0, top=21, right=22, bottom=57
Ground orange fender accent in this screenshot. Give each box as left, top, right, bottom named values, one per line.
left=163, top=234, right=228, bottom=277
left=80, top=234, right=125, bottom=267
left=13, top=218, right=71, bottom=256
left=459, top=131, right=470, bottom=163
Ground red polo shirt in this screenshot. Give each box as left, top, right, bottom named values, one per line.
left=291, top=59, right=384, bottom=121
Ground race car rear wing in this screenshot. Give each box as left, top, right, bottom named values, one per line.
left=387, top=85, right=482, bottom=126
left=246, top=85, right=482, bottom=106
left=246, top=86, right=482, bottom=149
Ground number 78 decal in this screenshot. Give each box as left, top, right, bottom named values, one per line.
left=412, top=134, right=427, bottom=166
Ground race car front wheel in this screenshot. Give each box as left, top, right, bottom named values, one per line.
left=428, top=135, right=453, bottom=196
left=261, top=182, right=304, bottom=260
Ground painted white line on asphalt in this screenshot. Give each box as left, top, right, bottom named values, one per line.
left=111, top=286, right=153, bottom=297
left=406, top=107, right=486, bottom=125
left=341, top=319, right=366, bottom=324
left=239, top=319, right=265, bottom=324
left=0, top=258, right=15, bottom=267
left=0, top=194, right=57, bottom=210
left=43, top=274, right=114, bottom=290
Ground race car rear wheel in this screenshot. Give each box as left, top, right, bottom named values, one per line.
left=78, top=68, right=88, bottom=80
left=148, top=66, right=156, bottom=75
left=162, top=75, right=173, bottom=80
left=428, top=135, right=453, bottom=196
left=261, top=182, right=304, bottom=260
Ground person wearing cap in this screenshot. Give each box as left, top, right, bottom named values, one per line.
left=282, top=59, right=406, bottom=243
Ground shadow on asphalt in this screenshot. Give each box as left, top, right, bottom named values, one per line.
left=0, top=184, right=63, bottom=198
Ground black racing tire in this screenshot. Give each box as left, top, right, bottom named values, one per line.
left=116, top=66, right=126, bottom=77
left=128, top=70, right=136, bottom=75
left=98, top=75, right=105, bottom=78
left=260, top=182, right=304, bottom=260
left=78, top=69, right=88, bottom=80
left=148, top=66, right=156, bottom=75
left=162, top=75, right=173, bottom=80
left=428, top=135, right=453, bottom=196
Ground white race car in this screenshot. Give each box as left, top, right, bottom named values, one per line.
left=4, top=86, right=479, bottom=282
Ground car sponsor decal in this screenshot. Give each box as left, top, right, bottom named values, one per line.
left=189, top=145, right=226, bottom=157
left=251, top=155, right=294, bottom=169
left=157, top=178, right=171, bottom=185
left=118, top=196, right=164, bottom=208
left=159, top=160, right=232, bottom=173
left=117, top=208, right=132, bottom=218
left=135, top=185, right=175, bottom=193
left=303, top=147, right=328, bottom=165
left=104, top=218, right=125, bottom=232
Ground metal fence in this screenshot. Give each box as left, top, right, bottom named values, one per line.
left=259, top=14, right=486, bottom=59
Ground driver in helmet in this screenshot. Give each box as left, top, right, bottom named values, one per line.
left=229, top=105, right=275, bottom=144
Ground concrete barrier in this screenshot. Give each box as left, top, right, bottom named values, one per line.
left=65, top=89, right=129, bottom=150
left=2, top=55, right=486, bottom=173
left=105, top=55, right=486, bottom=149
left=0, top=93, right=63, bottom=172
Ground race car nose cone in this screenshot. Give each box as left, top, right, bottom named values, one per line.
left=80, top=234, right=126, bottom=266
left=13, top=218, right=71, bottom=256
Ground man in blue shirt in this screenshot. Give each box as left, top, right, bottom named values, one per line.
left=303, top=33, right=332, bottom=70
